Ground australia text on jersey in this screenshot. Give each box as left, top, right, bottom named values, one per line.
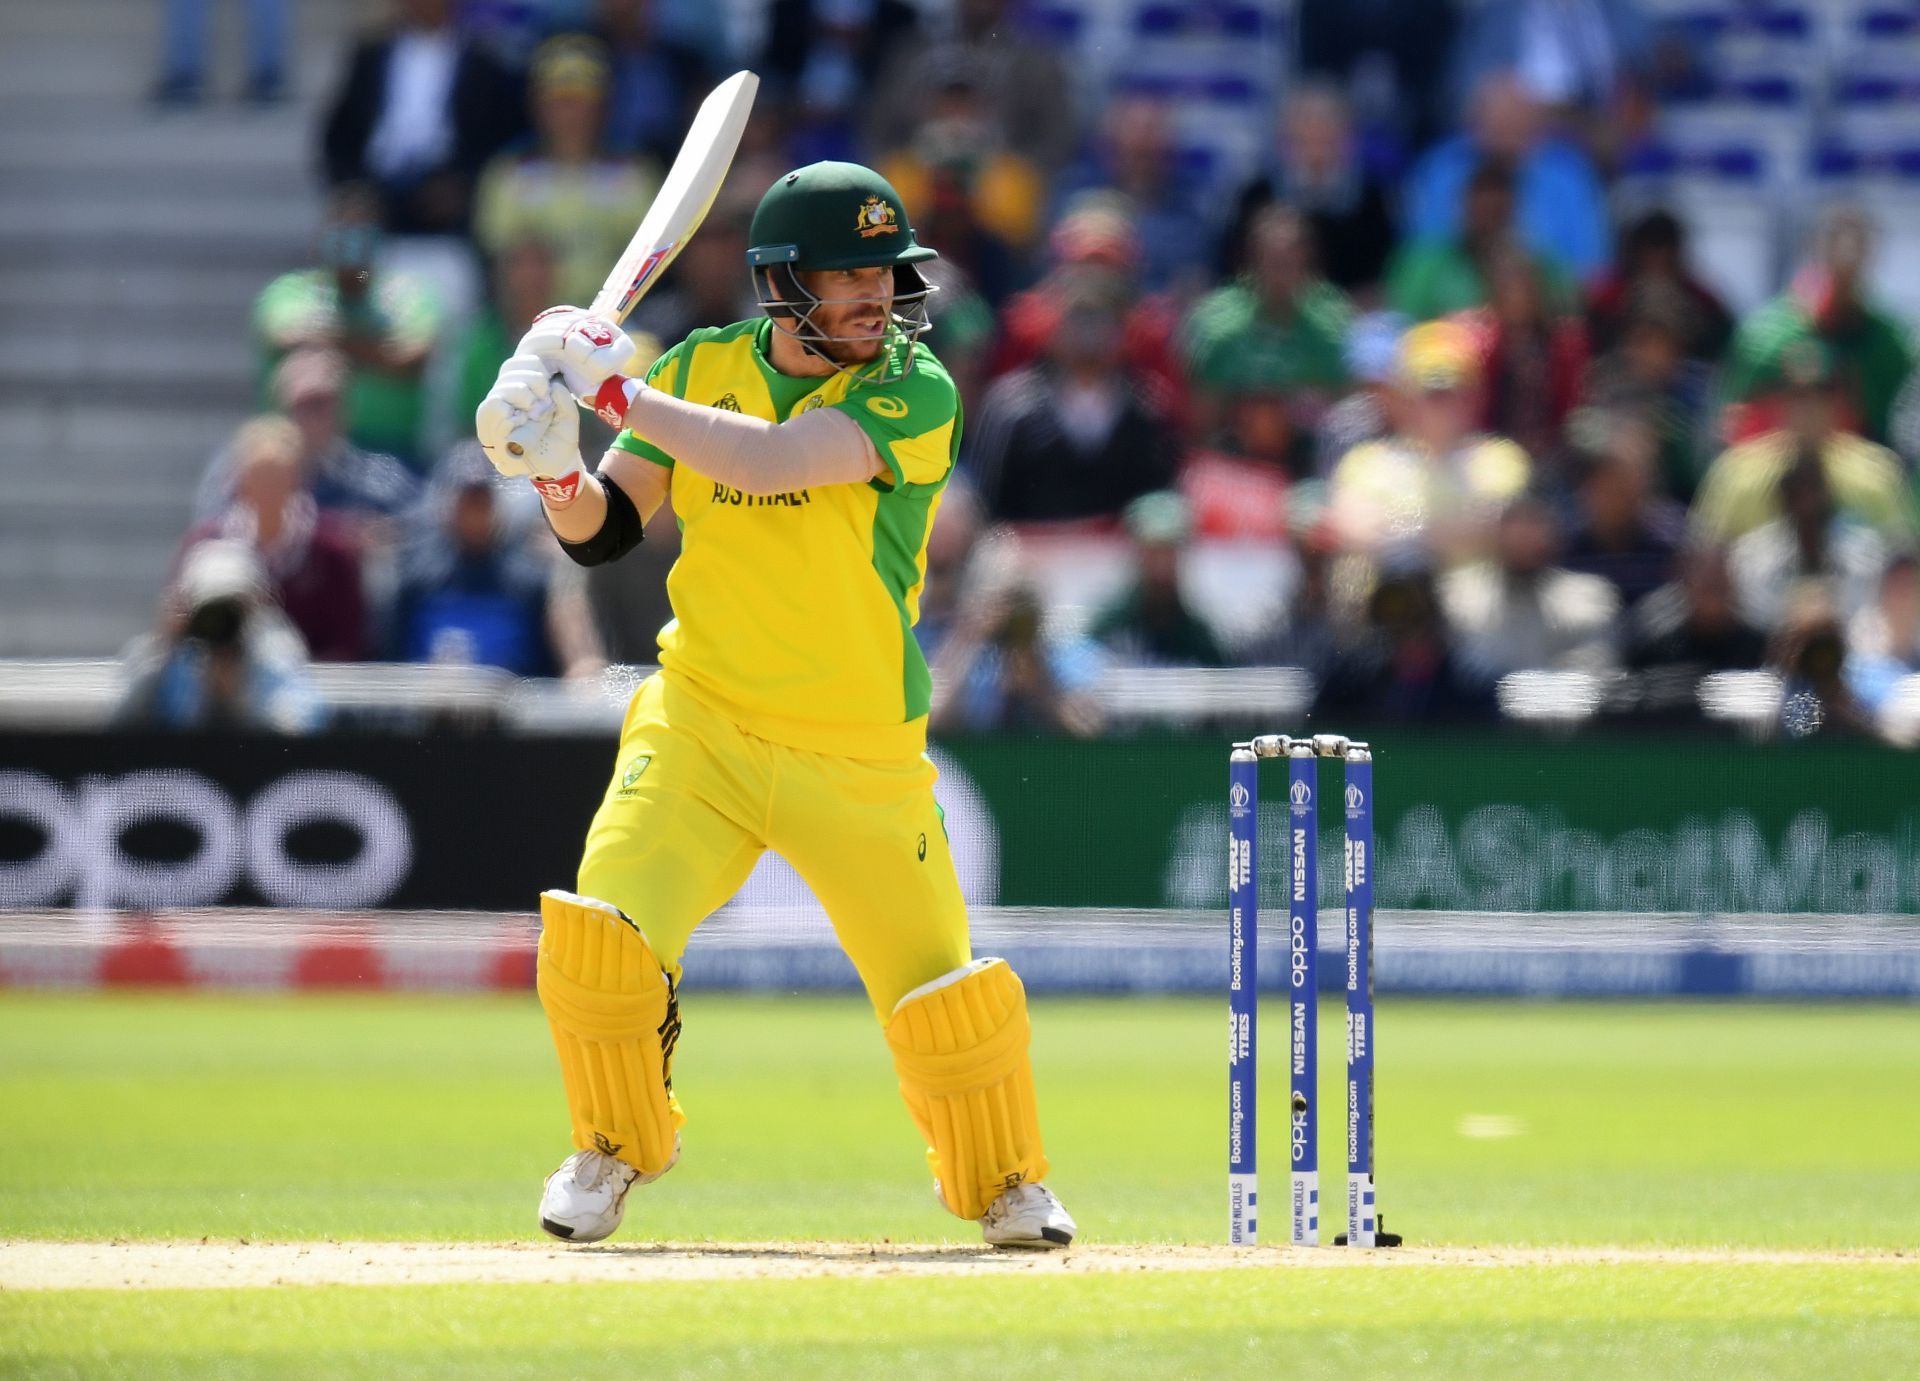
left=712, top=483, right=813, bottom=507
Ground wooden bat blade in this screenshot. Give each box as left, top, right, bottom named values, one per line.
left=589, top=69, right=759, bottom=323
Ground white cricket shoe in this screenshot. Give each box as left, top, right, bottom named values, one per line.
left=538, top=1139, right=678, bottom=1242
left=981, top=1182, right=1076, bottom=1249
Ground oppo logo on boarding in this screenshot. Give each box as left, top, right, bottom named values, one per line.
left=0, top=769, right=412, bottom=910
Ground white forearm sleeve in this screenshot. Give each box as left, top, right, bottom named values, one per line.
left=615, top=384, right=883, bottom=494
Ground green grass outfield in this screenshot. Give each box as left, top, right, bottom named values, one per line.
left=2, top=993, right=1917, bottom=1378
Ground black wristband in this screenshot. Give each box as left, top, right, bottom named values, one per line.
left=554, top=471, right=645, bottom=567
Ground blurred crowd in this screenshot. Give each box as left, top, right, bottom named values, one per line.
left=131, top=0, right=1920, bottom=742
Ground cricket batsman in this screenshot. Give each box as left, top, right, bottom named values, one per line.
left=474, top=162, right=1076, bottom=1249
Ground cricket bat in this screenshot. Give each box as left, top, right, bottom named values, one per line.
left=500, top=71, right=756, bottom=457
left=590, top=69, right=760, bottom=323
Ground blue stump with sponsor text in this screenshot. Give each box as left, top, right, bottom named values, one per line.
left=1286, top=743, right=1319, bottom=1246
left=1343, top=747, right=1378, bottom=1248
left=1227, top=748, right=1259, bottom=1245
left=1228, top=734, right=1400, bottom=1249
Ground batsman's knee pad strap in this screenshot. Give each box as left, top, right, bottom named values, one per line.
left=537, top=889, right=683, bottom=1178
left=885, top=957, right=1049, bottom=1221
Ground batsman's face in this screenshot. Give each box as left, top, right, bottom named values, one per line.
left=800, top=266, right=894, bottom=363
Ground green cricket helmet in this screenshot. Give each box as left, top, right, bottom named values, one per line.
left=745, top=162, right=938, bottom=369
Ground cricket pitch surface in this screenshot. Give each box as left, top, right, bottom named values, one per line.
left=4, top=1240, right=1908, bottom=1289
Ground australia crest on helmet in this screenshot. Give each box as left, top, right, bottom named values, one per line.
left=856, top=195, right=900, bottom=238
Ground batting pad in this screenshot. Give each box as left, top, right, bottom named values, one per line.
left=537, top=890, right=684, bottom=1179
left=885, top=957, right=1049, bottom=1220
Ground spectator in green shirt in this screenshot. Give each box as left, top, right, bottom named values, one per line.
left=1088, top=491, right=1230, bottom=668
left=1385, top=157, right=1572, bottom=324
left=1180, top=206, right=1352, bottom=444
left=1720, top=206, right=1916, bottom=449
left=254, top=185, right=443, bottom=469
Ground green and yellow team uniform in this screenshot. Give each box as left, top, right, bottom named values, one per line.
left=576, top=319, right=970, bottom=1020
left=537, top=160, right=1052, bottom=1226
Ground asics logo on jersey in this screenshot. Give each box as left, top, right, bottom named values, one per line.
left=865, top=395, right=907, bottom=418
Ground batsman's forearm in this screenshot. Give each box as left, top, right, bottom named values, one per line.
left=594, top=378, right=880, bottom=493
left=540, top=469, right=608, bottom=543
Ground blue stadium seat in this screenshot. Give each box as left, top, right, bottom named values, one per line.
left=1809, top=139, right=1920, bottom=186
left=1618, top=136, right=1782, bottom=311
left=1024, top=3, right=1089, bottom=46
left=1135, top=3, right=1185, bottom=36
left=1217, top=4, right=1271, bottom=40
left=1659, top=64, right=1812, bottom=188
left=1624, top=140, right=1769, bottom=183
left=1836, top=7, right=1920, bottom=80
left=1113, top=71, right=1178, bottom=100
left=1173, top=143, right=1220, bottom=188
left=1655, top=2, right=1812, bottom=42
left=1661, top=3, right=1817, bottom=93
left=1660, top=6, right=1736, bottom=45
left=1812, top=142, right=1867, bottom=180
left=1129, top=0, right=1279, bottom=40
left=1752, top=5, right=1813, bottom=40
left=1104, top=0, right=1288, bottom=202
left=1111, top=68, right=1263, bottom=106
left=1204, top=74, right=1259, bottom=104
left=1831, top=75, right=1920, bottom=155
left=1855, top=6, right=1920, bottom=40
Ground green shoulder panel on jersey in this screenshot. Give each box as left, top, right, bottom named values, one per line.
left=608, top=325, right=757, bottom=468
left=833, top=340, right=962, bottom=494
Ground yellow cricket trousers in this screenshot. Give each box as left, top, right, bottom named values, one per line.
left=575, top=672, right=972, bottom=1020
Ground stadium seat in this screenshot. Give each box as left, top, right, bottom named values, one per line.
left=1830, top=76, right=1920, bottom=156
left=1130, top=0, right=1278, bottom=39
left=1618, top=138, right=1782, bottom=312
left=1842, top=1, right=1920, bottom=58
left=1024, top=2, right=1090, bottom=47
left=1108, top=1, right=1283, bottom=203
left=1659, top=71, right=1811, bottom=186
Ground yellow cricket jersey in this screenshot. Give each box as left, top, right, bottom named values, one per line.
left=608, top=318, right=959, bottom=759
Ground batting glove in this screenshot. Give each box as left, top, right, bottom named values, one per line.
left=476, top=353, right=584, bottom=502
left=518, top=306, right=637, bottom=399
